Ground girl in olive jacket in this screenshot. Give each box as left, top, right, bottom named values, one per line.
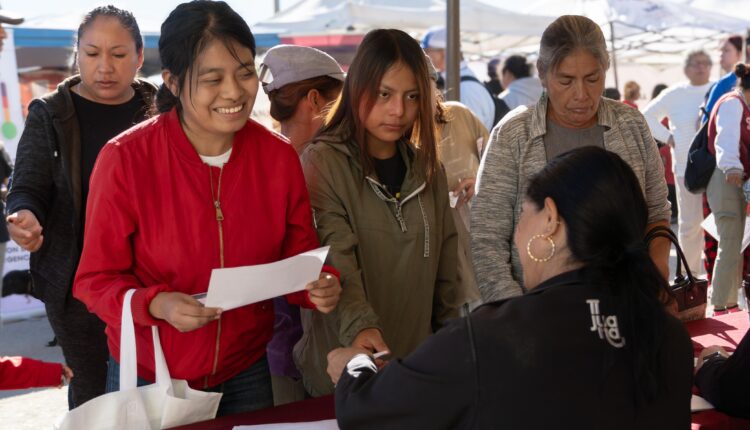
left=295, top=29, right=459, bottom=397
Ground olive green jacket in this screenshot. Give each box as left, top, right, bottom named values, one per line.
left=294, top=135, right=459, bottom=396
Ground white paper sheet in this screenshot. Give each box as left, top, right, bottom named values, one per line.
left=234, top=419, right=339, bottom=430
left=203, top=246, right=329, bottom=311
left=701, top=214, right=750, bottom=252
left=691, top=394, right=714, bottom=412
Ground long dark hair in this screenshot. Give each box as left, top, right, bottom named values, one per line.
left=155, top=0, right=256, bottom=113
left=525, top=146, right=667, bottom=403
left=316, top=29, right=438, bottom=183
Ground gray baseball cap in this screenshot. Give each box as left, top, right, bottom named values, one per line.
left=0, top=4, right=24, bottom=25
left=260, top=45, right=345, bottom=94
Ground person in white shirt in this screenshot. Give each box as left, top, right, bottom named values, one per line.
left=643, top=50, right=714, bottom=275
left=422, top=27, right=496, bottom=131
left=705, top=64, right=750, bottom=314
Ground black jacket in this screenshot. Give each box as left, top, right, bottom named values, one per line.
left=6, top=75, right=156, bottom=308
left=336, top=269, right=693, bottom=430
left=695, top=327, right=750, bottom=418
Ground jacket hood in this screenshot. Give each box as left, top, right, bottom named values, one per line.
left=309, top=130, right=421, bottom=182
left=507, top=77, right=543, bottom=100
left=40, top=75, right=157, bottom=122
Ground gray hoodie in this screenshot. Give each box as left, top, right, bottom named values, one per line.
left=499, top=76, right=544, bottom=111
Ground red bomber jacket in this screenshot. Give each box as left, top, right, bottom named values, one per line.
left=74, top=108, right=329, bottom=388
left=0, top=356, right=62, bottom=389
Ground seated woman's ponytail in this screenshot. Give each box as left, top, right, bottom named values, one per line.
left=525, top=146, right=668, bottom=404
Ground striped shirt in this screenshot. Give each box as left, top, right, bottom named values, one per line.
left=471, top=94, right=671, bottom=302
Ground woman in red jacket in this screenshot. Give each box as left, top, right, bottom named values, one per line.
left=73, top=1, right=340, bottom=416
left=0, top=356, right=72, bottom=390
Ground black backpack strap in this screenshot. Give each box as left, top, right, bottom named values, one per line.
left=495, top=98, right=510, bottom=123
left=460, top=75, right=481, bottom=84
left=459, top=75, right=507, bottom=126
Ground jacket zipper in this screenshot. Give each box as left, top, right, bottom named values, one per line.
left=365, top=177, right=430, bottom=256
left=365, top=177, right=426, bottom=231
left=205, top=166, right=225, bottom=388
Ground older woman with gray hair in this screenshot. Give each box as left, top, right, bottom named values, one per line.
left=471, top=15, right=672, bottom=302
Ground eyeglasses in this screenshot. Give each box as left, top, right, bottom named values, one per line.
left=689, top=60, right=712, bottom=68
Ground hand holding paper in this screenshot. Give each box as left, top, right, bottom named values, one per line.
left=149, top=292, right=222, bottom=333
left=203, top=247, right=332, bottom=312
left=305, top=272, right=341, bottom=314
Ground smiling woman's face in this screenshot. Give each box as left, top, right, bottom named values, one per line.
left=168, top=38, right=258, bottom=152
left=544, top=49, right=605, bottom=129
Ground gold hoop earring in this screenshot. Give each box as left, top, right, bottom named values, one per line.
left=527, top=234, right=555, bottom=262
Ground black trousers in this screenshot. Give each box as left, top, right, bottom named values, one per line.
left=44, top=292, right=108, bottom=409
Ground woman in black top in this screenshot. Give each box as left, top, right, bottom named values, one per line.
left=6, top=6, right=156, bottom=408
left=695, top=329, right=750, bottom=418
left=329, top=147, right=693, bottom=429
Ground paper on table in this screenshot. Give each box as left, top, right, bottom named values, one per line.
left=203, top=246, right=329, bottom=311
left=701, top=213, right=750, bottom=252
left=691, top=394, right=714, bottom=412
left=234, top=419, right=339, bottom=430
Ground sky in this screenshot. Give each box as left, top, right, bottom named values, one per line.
left=1, top=0, right=299, bottom=29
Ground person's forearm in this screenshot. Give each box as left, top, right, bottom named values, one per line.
left=647, top=220, right=671, bottom=281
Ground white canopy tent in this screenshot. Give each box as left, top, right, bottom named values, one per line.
left=256, top=0, right=750, bottom=63
left=493, top=0, right=750, bottom=65
left=254, top=0, right=750, bottom=95
left=253, top=0, right=557, bottom=100
left=253, top=0, right=557, bottom=56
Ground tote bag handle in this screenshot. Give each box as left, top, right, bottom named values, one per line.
left=120, top=289, right=174, bottom=392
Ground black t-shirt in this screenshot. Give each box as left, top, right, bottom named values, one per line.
left=71, top=90, right=147, bottom=226
left=372, top=152, right=406, bottom=199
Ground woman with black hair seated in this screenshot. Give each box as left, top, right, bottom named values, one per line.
left=695, top=329, right=750, bottom=418
left=328, top=146, right=693, bottom=430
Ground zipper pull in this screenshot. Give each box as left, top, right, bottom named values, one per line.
left=214, top=201, right=224, bottom=221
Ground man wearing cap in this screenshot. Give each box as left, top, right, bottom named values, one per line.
left=422, top=27, right=496, bottom=131
left=0, top=6, right=23, bottom=303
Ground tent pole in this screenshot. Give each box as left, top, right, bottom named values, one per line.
left=446, top=0, right=460, bottom=102
left=609, top=21, right=619, bottom=91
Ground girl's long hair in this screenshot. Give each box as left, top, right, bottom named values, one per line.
left=316, top=29, right=438, bottom=183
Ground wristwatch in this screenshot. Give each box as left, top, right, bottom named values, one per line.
left=702, top=351, right=727, bottom=364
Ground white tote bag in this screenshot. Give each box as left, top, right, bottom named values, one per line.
left=54, top=289, right=222, bottom=430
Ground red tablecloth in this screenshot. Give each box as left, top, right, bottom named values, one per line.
left=685, top=311, right=750, bottom=430
left=687, top=311, right=748, bottom=355
left=167, top=395, right=334, bottom=430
